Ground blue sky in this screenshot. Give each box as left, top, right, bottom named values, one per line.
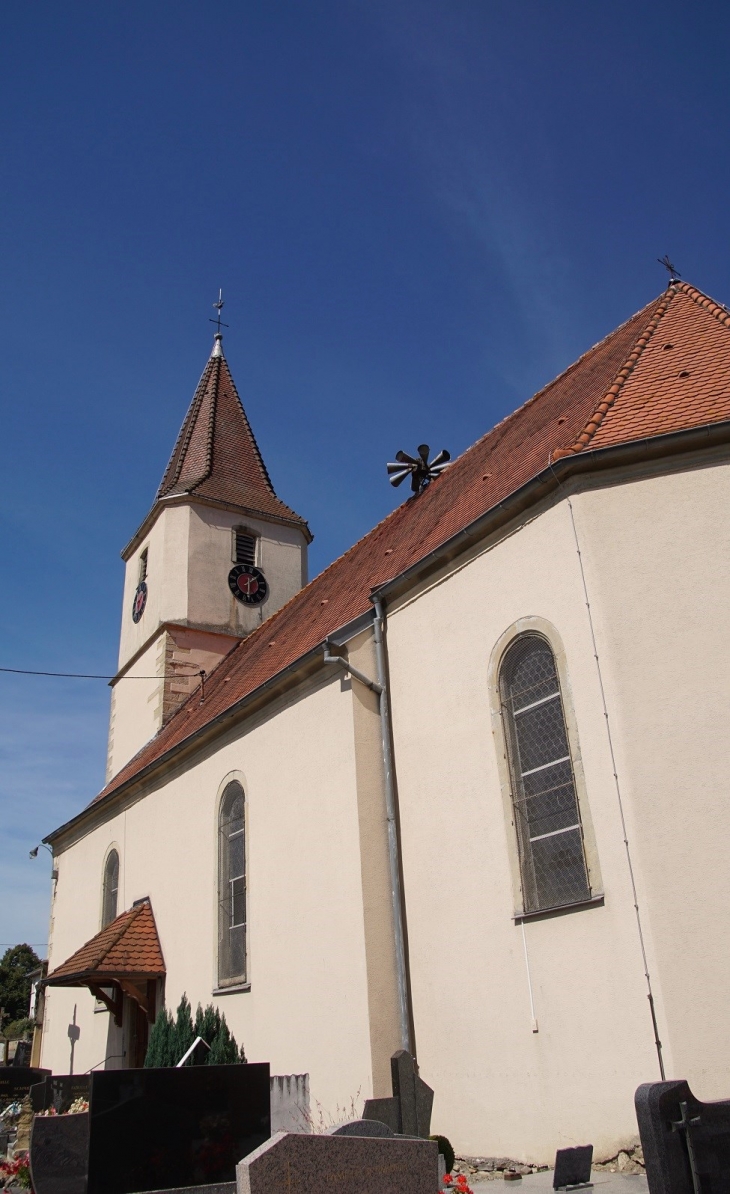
left=2, top=0, right=729, bottom=951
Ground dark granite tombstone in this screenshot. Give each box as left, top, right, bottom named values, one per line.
left=329, top=1119, right=396, bottom=1138
left=636, top=1079, right=730, bottom=1194
left=87, top=1064, right=270, bottom=1194
left=0, top=1067, right=50, bottom=1108
left=362, top=1050, right=434, bottom=1138
left=31, top=1074, right=90, bottom=1114
left=30, top=1111, right=89, bottom=1194
left=28, top=1065, right=270, bottom=1194
left=11, top=1041, right=33, bottom=1067
left=552, top=1145, right=593, bottom=1189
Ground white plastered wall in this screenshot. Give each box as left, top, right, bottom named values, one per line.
left=385, top=455, right=730, bottom=1162
left=43, top=673, right=374, bottom=1116
left=106, top=636, right=165, bottom=781
left=118, top=506, right=189, bottom=672
left=569, top=458, right=730, bottom=1102
left=186, top=504, right=308, bottom=635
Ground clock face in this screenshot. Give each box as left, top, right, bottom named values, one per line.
left=228, top=564, right=268, bottom=606
left=132, top=581, right=148, bottom=623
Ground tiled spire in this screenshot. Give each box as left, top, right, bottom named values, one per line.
left=157, top=335, right=308, bottom=532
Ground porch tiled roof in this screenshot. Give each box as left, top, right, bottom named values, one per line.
left=46, top=900, right=165, bottom=984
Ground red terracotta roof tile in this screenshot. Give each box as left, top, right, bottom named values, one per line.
left=83, top=283, right=730, bottom=813
left=554, top=283, right=730, bottom=457
left=156, top=342, right=310, bottom=534
left=46, top=900, right=165, bottom=983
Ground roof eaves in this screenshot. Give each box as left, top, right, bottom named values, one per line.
left=45, top=638, right=328, bottom=845
left=373, top=416, right=730, bottom=605
left=49, top=417, right=730, bottom=849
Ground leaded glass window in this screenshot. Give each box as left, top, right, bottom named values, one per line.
left=500, top=635, right=590, bottom=913
left=218, top=782, right=246, bottom=984
left=102, top=849, right=119, bottom=926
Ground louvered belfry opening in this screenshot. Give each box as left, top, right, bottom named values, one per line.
left=501, top=634, right=590, bottom=913
left=234, top=530, right=256, bottom=567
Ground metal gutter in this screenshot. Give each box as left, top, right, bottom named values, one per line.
left=372, top=419, right=730, bottom=606
left=44, top=639, right=327, bottom=845
left=49, top=419, right=730, bottom=846
left=322, top=641, right=382, bottom=695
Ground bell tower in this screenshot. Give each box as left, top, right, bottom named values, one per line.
left=106, top=331, right=311, bottom=780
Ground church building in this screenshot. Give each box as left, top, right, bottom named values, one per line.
left=39, top=281, right=730, bottom=1162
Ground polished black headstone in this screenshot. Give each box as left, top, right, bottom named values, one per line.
left=552, top=1144, right=592, bottom=1189
left=11, top=1041, right=33, bottom=1067
left=30, top=1111, right=89, bottom=1194
left=31, top=1074, right=90, bottom=1114
left=362, top=1050, right=434, bottom=1138
left=0, top=1067, right=50, bottom=1107
left=87, top=1063, right=270, bottom=1194
left=636, top=1079, right=730, bottom=1194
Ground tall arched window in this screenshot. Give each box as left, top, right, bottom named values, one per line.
left=500, top=635, right=590, bottom=913
left=102, top=849, right=119, bottom=926
left=218, top=782, right=246, bottom=985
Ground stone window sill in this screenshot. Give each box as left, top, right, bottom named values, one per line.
left=212, top=983, right=251, bottom=996
left=513, top=893, right=604, bottom=924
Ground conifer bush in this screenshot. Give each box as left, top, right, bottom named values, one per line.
left=144, top=993, right=246, bottom=1067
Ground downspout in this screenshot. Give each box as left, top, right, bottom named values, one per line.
left=370, top=596, right=413, bottom=1055
left=322, top=617, right=413, bottom=1055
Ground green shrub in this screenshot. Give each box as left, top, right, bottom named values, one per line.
left=144, top=994, right=245, bottom=1067
left=430, top=1134, right=455, bottom=1175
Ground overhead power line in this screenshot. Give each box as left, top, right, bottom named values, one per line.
left=0, top=666, right=205, bottom=681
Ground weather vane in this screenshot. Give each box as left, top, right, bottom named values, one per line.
left=658, top=255, right=680, bottom=282
left=209, top=289, right=230, bottom=334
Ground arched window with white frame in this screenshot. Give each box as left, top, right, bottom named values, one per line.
left=218, top=781, right=246, bottom=985
left=102, top=849, right=119, bottom=926
left=500, top=634, right=590, bottom=914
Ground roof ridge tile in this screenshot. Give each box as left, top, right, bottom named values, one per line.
left=153, top=344, right=308, bottom=532
left=673, top=281, right=730, bottom=328
left=553, top=291, right=674, bottom=459
left=59, top=282, right=730, bottom=824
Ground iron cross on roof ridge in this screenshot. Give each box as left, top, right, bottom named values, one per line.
left=658, top=254, right=681, bottom=281
left=209, top=288, right=230, bottom=334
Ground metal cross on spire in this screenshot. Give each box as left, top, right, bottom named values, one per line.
left=658, top=254, right=681, bottom=282
left=209, top=289, right=230, bottom=334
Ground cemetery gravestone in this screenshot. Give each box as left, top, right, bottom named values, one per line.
left=552, top=1145, right=593, bottom=1190
left=636, top=1079, right=730, bottom=1194
left=237, top=1130, right=439, bottom=1194
left=11, top=1041, right=33, bottom=1067
left=31, top=1074, right=90, bottom=1114
left=362, top=1050, right=434, bottom=1138
left=87, top=1064, right=271, bottom=1194
left=28, top=1064, right=270, bottom=1194
left=30, top=1110, right=89, bottom=1194
left=329, top=1119, right=397, bottom=1138
left=0, top=1067, right=50, bottom=1109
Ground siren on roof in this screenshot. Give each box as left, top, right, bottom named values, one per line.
left=387, top=444, right=450, bottom=495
